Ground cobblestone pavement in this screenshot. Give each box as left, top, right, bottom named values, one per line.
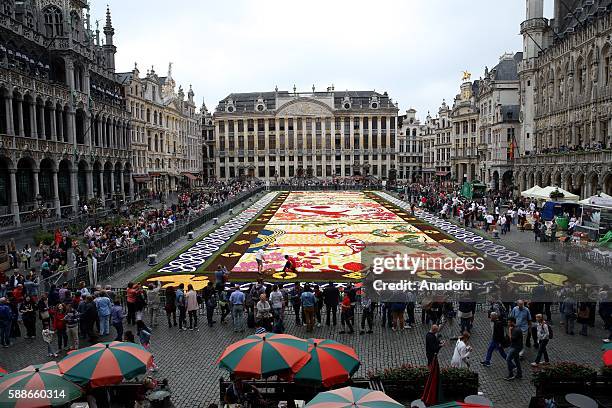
left=0, top=307, right=606, bottom=407
left=0, top=192, right=608, bottom=407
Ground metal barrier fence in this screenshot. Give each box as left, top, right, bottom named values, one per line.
left=548, top=240, right=612, bottom=272
left=267, top=184, right=388, bottom=192
left=41, top=186, right=265, bottom=288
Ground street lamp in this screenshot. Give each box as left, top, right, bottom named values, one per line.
left=35, top=193, right=45, bottom=228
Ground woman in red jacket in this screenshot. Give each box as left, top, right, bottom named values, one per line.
left=50, top=304, right=67, bottom=352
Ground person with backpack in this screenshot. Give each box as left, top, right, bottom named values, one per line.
left=289, top=284, right=302, bottom=326
left=532, top=314, right=551, bottom=366
left=577, top=302, right=591, bottom=336
left=176, top=284, right=187, bottom=331
left=218, top=288, right=231, bottom=325
left=203, top=282, right=217, bottom=328
left=480, top=312, right=507, bottom=367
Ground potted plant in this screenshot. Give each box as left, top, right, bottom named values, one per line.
left=368, top=365, right=478, bottom=401
left=549, top=188, right=565, bottom=200
left=531, top=362, right=597, bottom=396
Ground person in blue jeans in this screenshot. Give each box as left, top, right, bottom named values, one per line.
left=480, top=312, right=507, bottom=367
left=510, top=300, right=532, bottom=357
left=0, top=298, right=12, bottom=347
left=505, top=317, right=524, bottom=381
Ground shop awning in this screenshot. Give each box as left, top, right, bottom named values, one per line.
left=132, top=175, right=151, bottom=183
left=182, top=172, right=198, bottom=181
left=436, top=171, right=450, bottom=176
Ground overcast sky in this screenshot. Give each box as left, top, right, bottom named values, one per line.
left=91, top=0, right=554, bottom=121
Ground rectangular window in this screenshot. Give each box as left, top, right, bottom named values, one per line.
left=258, top=119, right=265, bottom=132
left=247, top=120, right=254, bottom=132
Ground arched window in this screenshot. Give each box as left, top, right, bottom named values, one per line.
left=43, top=6, right=63, bottom=37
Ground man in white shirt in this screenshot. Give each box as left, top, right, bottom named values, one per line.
left=485, top=213, right=494, bottom=232
left=255, top=249, right=265, bottom=274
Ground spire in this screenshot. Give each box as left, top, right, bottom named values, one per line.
left=167, top=62, right=173, bottom=80
left=104, top=5, right=114, bottom=35
left=201, top=98, right=208, bottom=112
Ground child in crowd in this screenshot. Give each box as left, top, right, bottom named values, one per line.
left=42, top=324, right=57, bottom=358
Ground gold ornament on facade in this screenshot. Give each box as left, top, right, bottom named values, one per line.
left=462, top=71, right=472, bottom=82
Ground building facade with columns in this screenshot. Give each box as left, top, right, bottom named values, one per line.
left=213, top=88, right=398, bottom=181
left=434, top=100, right=453, bottom=184
left=199, top=100, right=215, bottom=181
left=516, top=0, right=612, bottom=197
left=476, top=52, right=522, bottom=192
left=0, top=1, right=132, bottom=227
left=420, top=113, right=437, bottom=184
left=120, top=63, right=201, bottom=194
left=450, top=80, right=480, bottom=183
left=397, top=108, right=423, bottom=182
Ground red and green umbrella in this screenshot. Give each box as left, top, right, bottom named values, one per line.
left=305, top=386, right=403, bottom=408
left=428, top=403, right=490, bottom=408
left=294, top=338, right=360, bottom=387
left=218, top=333, right=311, bottom=378
left=0, top=367, right=7, bottom=377
left=0, top=362, right=83, bottom=407
left=603, top=350, right=612, bottom=366
left=58, top=341, right=153, bottom=388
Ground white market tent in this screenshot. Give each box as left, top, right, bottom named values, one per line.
left=531, top=186, right=580, bottom=202
left=578, top=193, right=612, bottom=207
left=521, top=185, right=543, bottom=198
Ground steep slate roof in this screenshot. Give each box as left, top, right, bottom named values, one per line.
left=116, top=72, right=133, bottom=84
left=555, top=0, right=612, bottom=37
left=216, top=90, right=394, bottom=113
left=490, top=52, right=523, bottom=81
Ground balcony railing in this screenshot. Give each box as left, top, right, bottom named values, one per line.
left=514, top=149, right=612, bottom=166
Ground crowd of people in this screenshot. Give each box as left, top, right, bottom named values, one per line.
left=1, top=181, right=610, bottom=406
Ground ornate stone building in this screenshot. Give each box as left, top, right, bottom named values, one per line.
left=450, top=79, right=480, bottom=182
left=120, top=63, right=201, bottom=193
left=516, top=0, right=612, bottom=196
left=213, top=87, right=398, bottom=181
left=0, top=1, right=132, bottom=227
left=420, top=112, right=437, bottom=184
left=434, top=100, right=452, bottom=184
left=397, top=108, right=423, bottom=182
left=476, top=53, right=522, bottom=192
left=199, top=99, right=214, bottom=181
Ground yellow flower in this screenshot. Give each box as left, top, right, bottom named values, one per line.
left=146, top=274, right=210, bottom=290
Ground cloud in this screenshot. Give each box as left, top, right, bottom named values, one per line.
left=91, top=0, right=544, bottom=120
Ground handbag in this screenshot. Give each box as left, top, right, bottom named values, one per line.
left=40, top=310, right=50, bottom=320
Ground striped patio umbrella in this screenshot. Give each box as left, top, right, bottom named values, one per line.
left=0, top=362, right=83, bottom=407
left=58, top=341, right=153, bottom=388
left=218, top=333, right=311, bottom=378
left=428, top=403, right=490, bottom=408
left=294, top=338, right=360, bottom=387
left=305, top=386, right=403, bottom=408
